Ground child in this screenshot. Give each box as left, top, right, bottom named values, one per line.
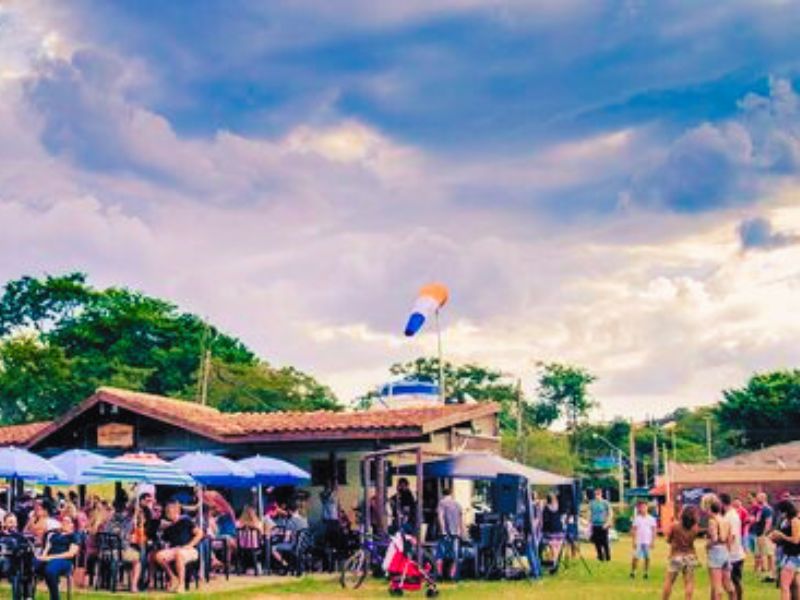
left=631, top=500, right=657, bottom=579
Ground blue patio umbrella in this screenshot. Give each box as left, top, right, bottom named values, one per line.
left=237, top=455, right=310, bottom=486
left=171, top=452, right=255, bottom=487
left=49, top=449, right=107, bottom=485
left=0, top=446, right=67, bottom=509
left=82, top=453, right=195, bottom=486
left=237, top=455, right=310, bottom=518
left=0, top=446, right=67, bottom=481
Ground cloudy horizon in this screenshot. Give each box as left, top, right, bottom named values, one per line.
left=3, top=1, right=800, bottom=420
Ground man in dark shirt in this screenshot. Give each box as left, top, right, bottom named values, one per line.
left=390, top=478, right=418, bottom=534
left=153, top=500, right=202, bottom=592
left=0, top=513, right=29, bottom=581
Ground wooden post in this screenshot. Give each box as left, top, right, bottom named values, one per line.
left=363, top=458, right=371, bottom=535
left=376, top=457, right=386, bottom=535
left=416, top=447, right=424, bottom=565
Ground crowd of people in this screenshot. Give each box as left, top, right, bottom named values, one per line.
left=0, top=485, right=331, bottom=599
left=654, top=491, right=800, bottom=600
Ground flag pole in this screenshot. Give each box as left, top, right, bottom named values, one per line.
left=435, top=309, right=445, bottom=403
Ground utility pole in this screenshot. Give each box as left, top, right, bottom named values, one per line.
left=617, top=449, right=625, bottom=505
left=652, top=418, right=659, bottom=479
left=629, top=418, right=638, bottom=488
left=196, top=322, right=212, bottom=405
left=705, top=416, right=713, bottom=463
left=199, top=349, right=211, bottom=406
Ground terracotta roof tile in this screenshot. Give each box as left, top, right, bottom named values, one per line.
left=0, top=421, right=51, bottom=446
left=17, top=387, right=499, bottom=446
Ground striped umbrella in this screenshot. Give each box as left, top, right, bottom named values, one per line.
left=82, top=452, right=195, bottom=486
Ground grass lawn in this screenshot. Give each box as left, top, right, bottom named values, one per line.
left=0, top=538, right=783, bottom=599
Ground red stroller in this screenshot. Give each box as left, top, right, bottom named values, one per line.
left=383, top=532, right=438, bottom=597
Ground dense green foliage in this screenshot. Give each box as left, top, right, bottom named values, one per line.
left=717, top=370, right=800, bottom=449
left=0, top=273, right=338, bottom=424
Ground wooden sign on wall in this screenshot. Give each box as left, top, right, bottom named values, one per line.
left=97, top=422, right=134, bottom=448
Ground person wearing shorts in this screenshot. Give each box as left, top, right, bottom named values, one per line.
left=753, top=492, right=775, bottom=578
left=770, top=499, right=800, bottom=600
left=630, top=500, right=657, bottom=580
left=435, top=488, right=463, bottom=580
left=153, top=500, right=202, bottom=592
left=721, top=493, right=745, bottom=600
left=663, top=505, right=700, bottom=600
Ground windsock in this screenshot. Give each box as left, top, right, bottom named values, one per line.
left=404, top=283, right=449, bottom=337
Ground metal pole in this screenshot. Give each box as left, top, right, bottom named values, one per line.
left=617, top=449, right=625, bottom=504
left=705, top=417, right=713, bottom=463
left=416, top=448, right=424, bottom=565
left=436, top=310, right=445, bottom=403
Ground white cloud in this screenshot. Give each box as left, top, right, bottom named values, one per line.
left=4, top=0, right=800, bottom=421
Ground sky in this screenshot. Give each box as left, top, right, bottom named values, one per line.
left=2, top=0, right=800, bottom=419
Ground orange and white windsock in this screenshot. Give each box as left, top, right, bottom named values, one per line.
left=404, top=283, right=449, bottom=337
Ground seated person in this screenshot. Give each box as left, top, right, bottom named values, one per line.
left=36, top=515, right=80, bottom=600
left=271, top=505, right=308, bottom=570
left=435, top=488, right=464, bottom=580
left=153, top=500, right=203, bottom=592
left=101, top=496, right=141, bottom=590
left=208, top=507, right=236, bottom=571
left=0, top=513, right=29, bottom=580
left=24, top=501, right=60, bottom=548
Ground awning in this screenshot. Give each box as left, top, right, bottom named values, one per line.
left=395, top=452, right=573, bottom=485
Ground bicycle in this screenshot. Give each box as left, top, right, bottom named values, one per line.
left=340, top=532, right=388, bottom=589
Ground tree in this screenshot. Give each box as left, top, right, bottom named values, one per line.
left=0, top=273, right=339, bottom=423
left=387, top=358, right=523, bottom=431
left=201, top=360, right=340, bottom=413
left=532, top=362, right=596, bottom=433
left=0, top=336, right=88, bottom=423
left=717, top=370, right=800, bottom=450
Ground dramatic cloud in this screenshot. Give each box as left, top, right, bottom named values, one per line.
left=3, top=0, right=800, bottom=419
left=738, top=216, right=800, bottom=251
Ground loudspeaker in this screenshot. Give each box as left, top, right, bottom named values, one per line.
left=495, top=473, right=524, bottom=515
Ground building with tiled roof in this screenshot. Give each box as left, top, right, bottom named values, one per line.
left=666, top=443, right=800, bottom=502
left=0, top=387, right=500, bottom=521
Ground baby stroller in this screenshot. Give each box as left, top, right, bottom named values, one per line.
left=382, top=532, right=438, bottom=597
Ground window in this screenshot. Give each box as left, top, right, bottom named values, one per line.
left=310, top=459, right=347, bottom=486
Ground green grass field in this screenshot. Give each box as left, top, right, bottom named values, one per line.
left=0, top=538, right=784, bottom=599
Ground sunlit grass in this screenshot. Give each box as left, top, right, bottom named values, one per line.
left=0, top=538, right=783, bottom=599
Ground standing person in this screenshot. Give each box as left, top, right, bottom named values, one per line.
left=702, top=494, right=735, bottom=600
left=753, top=492, right=775, bottom=580
left=630, top=500, right=657, bottom=579
left=541, top=493, right=565, bottom=562
left=36, top=515, right=80, bottom=600
left=320, top=484, right=341, bottom=553
left=390, top=478, right=418, bottom=535
left=435, top=487, right=463, bottom=580
left=769, top=499, right=800, bottom=600
left=153, top=500, right=203, bottom=592
left=721, top=493, right=745, bottom=600
left=589, top=489, right=613, bottom=561
left=733, top=498, right=752, bottom=556
left=663, top=505, right=701, bottom=600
